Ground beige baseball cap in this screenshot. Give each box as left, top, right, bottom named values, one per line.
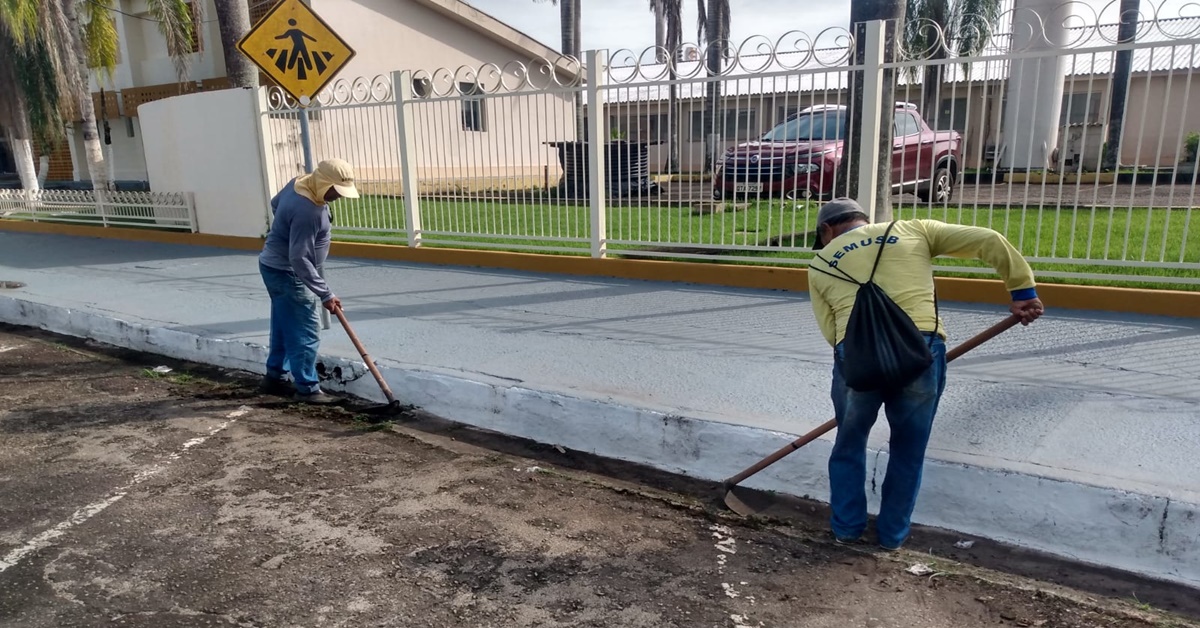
left=316, top=158, right=360, bottom=199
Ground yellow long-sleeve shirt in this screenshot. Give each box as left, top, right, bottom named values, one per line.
left=808, top=219, right=1037, bottom=347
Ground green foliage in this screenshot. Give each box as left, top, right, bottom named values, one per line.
left=0, top=0, right=38, bottom=44
left=1185, top=131, right=1199, bottom=163
left=145, top=0, right=197, bottom=80
left=17, top=35, right=67, bottom=151
left=84, top=0, right=120, bottom=76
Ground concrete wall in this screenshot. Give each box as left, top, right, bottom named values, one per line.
left=139, top=88, right=271, bottom=237
left=70, top=118, right=150, bottom=182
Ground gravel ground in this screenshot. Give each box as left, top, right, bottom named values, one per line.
left=0, top=326, right=1195, bottom=628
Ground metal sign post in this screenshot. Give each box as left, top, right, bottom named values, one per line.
left=239, top=0, right=354, bottom=332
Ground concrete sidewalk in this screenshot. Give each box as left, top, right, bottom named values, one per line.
left=1, top=231, right=1198, bottom=586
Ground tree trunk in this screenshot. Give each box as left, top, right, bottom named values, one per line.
left=703, top=0, right=723, bottom=174
left=38, top=155, right=50, bottom=185
left=1103, top=0, right=1139, bottom=170
left=654, top=2, right=666, bottom=63
left=837, top=0, right=905, bottom=222
left=921, top=59, right=942, bottom=121
left=12, top=137, right=39, bottom=192
left=64, top=0, right=110, bottom=190
left=214, top=0, right=258, bottom=88
left=560, top=0, right=585, bottom=140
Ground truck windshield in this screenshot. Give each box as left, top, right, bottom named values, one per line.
left=762, top=111, right=846, bottom=142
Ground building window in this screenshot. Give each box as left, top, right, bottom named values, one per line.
left=459, top=82, right=486, bottom=132
left=936, top=97, right=970, bottom=133
left=186, top=3, right=202, bottom=53
left=1061, top=92, right=1103, bottom=125
left=689, top=108, right=758, bottom=141
left=412, top=77, right=431, bottom=99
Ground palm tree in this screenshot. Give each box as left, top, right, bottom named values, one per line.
left=534, top=0, right=582, bottom=138
left=904, top=0, right=1002, bottom=117
left=1, top=0, right=196, bottom=190
left=837, top=0, right=905, bottom=221
left=697, top=0, right=729, bottom=173
left=1, top=0, right=82, bottom=191
left=69, top=0, right=198, bottom=189
left=214, top=0, right=257, bottom=88
left=2, top=0, right=196, bottom=190
left=1103, top=0, right=1140, bottom=170
left=0, top=28, right=68, bottom=192
left=649, top=0, right=682, bottom=172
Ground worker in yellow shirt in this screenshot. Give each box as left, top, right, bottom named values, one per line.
left=808, top=198, right=1044, bottom=551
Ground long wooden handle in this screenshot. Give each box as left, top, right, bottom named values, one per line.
left=334, top=307, right=397, bottom=404
left=723, top=314, right=1021, bottom=488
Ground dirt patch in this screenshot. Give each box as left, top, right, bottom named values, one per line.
left=0, top=326, right=1195, bottom=628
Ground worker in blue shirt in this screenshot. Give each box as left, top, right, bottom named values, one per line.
left=257, top=158, right=358, bottom=404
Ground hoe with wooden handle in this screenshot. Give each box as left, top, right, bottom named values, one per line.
left=722, top=315, right=1022, bottom=516
left=333, top=306, right=408, bottom=420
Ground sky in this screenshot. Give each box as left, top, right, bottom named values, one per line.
left=462, top=0, right=1198, bottom=57
left=463, top=0, right=851, bottom=56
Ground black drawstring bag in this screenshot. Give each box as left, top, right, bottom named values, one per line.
left=812, top=222, right=937, bottom=393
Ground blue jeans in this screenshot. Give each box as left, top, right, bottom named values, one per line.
left=828, top=337, right=947, bottom=548
left=260, top=262, right=321, bottom=394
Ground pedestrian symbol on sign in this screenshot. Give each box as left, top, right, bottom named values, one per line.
left=266, top=19, right=336, bottom=81
left=236, top=0, right=355, bottom=103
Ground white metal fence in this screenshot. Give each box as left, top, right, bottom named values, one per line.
left=261, top=0, right=1200, bottom=286
left=0, top=189, right=197, bottom=232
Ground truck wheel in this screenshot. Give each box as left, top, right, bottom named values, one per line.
left=919, top=166, right=953, bottom=204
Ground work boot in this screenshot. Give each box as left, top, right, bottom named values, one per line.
left=294, top=390, right=340, bottom=405
left=257, top=376, right=293, bottom=396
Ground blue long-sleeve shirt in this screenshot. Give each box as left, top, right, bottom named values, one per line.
left=259, top=179, right=334, bottom=302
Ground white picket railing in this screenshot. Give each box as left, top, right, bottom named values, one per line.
left=0, top=189, right=197, bottom=232
left=260, top=1, right=1200, bottom=286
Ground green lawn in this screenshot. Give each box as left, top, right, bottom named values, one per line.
left=333, top=195, right=1200, bottom=290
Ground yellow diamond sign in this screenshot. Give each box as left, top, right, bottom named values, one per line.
left=237, top=0, right=356, bottom=104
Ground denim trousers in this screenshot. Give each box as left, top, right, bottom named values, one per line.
left=259, top=262, right=321, bottom=394
left=828, top=337, right=947, bottom=548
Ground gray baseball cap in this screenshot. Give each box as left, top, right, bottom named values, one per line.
left=812, top=198, right=868, bottom=250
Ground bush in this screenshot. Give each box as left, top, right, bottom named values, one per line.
left=1185, top=132, right=1200, bottom=163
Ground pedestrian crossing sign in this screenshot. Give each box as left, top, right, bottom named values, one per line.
left=237, top=0, right=356, bottom=105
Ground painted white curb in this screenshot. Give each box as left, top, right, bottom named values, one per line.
left=2, top=295, right=1197, bottom=588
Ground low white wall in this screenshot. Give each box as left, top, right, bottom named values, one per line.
left=139, top=88, right=272, bottom=238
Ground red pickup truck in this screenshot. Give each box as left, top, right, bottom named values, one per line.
left=713, top=103, right=962, bottom=204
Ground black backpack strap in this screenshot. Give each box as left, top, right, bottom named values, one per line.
left=930, top=281, right=939, bottom=347
left=811, top=253, right=862, bottom=285
left=866, top=221, right=898, bottom=283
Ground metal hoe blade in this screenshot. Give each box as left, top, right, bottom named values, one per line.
left=722, top=484, right=779, bottom=517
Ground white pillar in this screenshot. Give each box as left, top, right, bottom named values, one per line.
left=66, top=124, right=82, bottom=181
left=585, top=50, right=608, bottom=259
left=855, top=20, right=886, bottom=222
left=1000, top=0, right=1070, bottom=171
left=393, top=70, right=423, bottom=248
